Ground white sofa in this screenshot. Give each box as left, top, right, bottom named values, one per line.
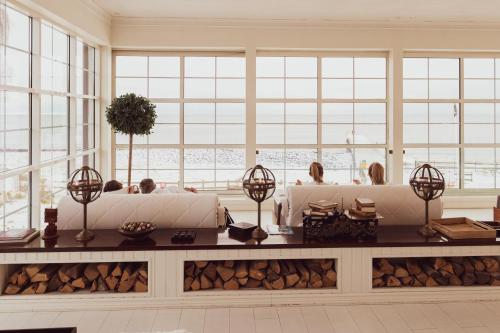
left=276, top=185, right=443, bottom=227
left=57, top=192, right=225, bottom=230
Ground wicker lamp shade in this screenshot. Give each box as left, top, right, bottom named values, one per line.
left=409, top=163, right=445, bottom=237
left=242, top=165, right=276, bottom=239
left=67, top=166, right=103, bottom=242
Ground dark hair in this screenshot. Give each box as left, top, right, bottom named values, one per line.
left=139, top=178, right=156, bottom=194
left=368, top=162, right=385, bottom=185
left=309, top=162, right=324, bottom=184
left=103, top=180, right=123, bottom=192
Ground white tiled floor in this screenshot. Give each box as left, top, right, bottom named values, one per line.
left=1, top=302, right=500, bottom=332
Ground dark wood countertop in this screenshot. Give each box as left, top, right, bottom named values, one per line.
left=0, top=226, right=499, bottom=253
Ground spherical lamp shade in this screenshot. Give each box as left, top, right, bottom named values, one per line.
left=67, top=166, right=103, bottom=241
left=242, top=165, right=276, bottom=239
left=409, top=163, right=445, bottom=237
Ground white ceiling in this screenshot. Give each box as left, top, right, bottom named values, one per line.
left=93, top=0, right=500, bottom=25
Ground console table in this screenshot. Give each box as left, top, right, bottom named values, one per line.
left=1, top=226, right=500, bottom=311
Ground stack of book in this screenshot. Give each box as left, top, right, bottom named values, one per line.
left=0, top=228, right=40, bottom=246
left=304, top=200, right=338, bottom=217
left=350, top=198, right=377, bottom=218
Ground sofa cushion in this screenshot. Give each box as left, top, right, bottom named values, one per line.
left=286, top=184, right=442, bottom=226
left=57, top=193, right=220, bottom=230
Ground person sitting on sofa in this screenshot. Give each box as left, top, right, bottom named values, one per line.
left=296, top=162, right=325, bottom=185
left=103, top=180, right=139, bottom=194
left=368, top=162, right=385, bottom=185
left=139, top=178, right=156, bottom=194
left=140, top=178, right=199, bottom=194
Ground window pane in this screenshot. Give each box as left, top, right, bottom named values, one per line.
left=429, top=124, right=458, bottom=144
left=149, top=148, right=179, bottom=169
left=216, top=78, right=245, bottom=98
left=257, top=57, right=284, bottom=77
left=285, top=124, right=316, bottom=144
left=184, top=124, right=215, bottom=144
left=403, top=58, right=427, bottom=79
left=5, top=91, right=29, bottom=130
left=149, top=124, right=179, bottom=144
left=216, top=57, right=245, bottom=77
left=216, top=103, right=245, bottom=123
left=464, top=103, right=494, bottom=123
left=354, top=79, right=386, bottom=99
left=155, top=103, right=180, bottom=123
left=429, top=58, right=459, bottom=79
left=148, top=57, right=180, bottom=77
left=464, top=58, right=494, bottom=78
left=256, top=103, right=284, bottom=123
left=116, top=56, right=147, bottom=77
left=286, top=103, right=316, bottom=123
left=403, top=79, right=427, bottom=99
left=216, top=148, right=245, bottom=169
left=286, top=57, right=317, bottom=77
left=256, top=124, right=284, bottom=144
left=5, top=7, right=30, bottom=51
left=216, top=124, right=245, bottom=144
left=286, top=79, right=316, bottom=98
left=149, top=78, right=180, bottom=98
left=322, top=103, right=353, bottom=123
left=3, top=173, right=30, bottom=229
left=286, top=149, right=317, bottom=169
left=184, top=149, right=215, bottom=169
left=403, top=124, right=428, bottom=144
left=184, top=103, right=214, bottom=123
left=256, top=78, right=284, bottom=98
left=464, top=148, right=495, bottom=188
left=464, top=79, right=495, bottom=99
left=185, top=57, right=215, bottom=77
left=257, top=149, right=285, bottom=169
left=404, top=103, right=428, bottom=124
left=465, top=124, right=494, bottom=143
left=115, top=78, right=147, bottom=96
left=322, top=124, right=353, bottom=144
left=355, top=124, right=386, bottom=144
left=5, top=130, right=29, bottom=169
left=5, top=48, right=29, bottom=87
left=322, top=79, right=353, bottom=98
left=52, top=29, right=68, bottom=63
left=429, top=103, right=458, bottom=123
left=322, top=58, right=353, bottom=78
left=184, top=78, right=215, bottom=98
left=354, top=58, right=386, bottom=78
left=428, top=79, right=458, bottom=99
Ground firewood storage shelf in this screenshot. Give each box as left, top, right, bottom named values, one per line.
left=372, top=256, right=500, bottom=290
left=1, top=226, right=500, bottom=309
left=0, top=261, right=149, bottom=297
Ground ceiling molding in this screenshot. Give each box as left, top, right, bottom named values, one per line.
left=110, top=16, right=500, bottom=31
left=80, top=0, right=112, bottom=25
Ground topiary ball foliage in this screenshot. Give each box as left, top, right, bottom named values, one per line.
left=106, top=93, right=157, bottom=136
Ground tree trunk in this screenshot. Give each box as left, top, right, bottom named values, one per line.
left=128, top=134, right=133, bottom=186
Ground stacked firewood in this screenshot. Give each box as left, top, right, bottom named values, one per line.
left=3, top=262, right=148, bottom=295
left=184, top=259, right=337, bottom=291
left=373, top=257, right=500, bottom=288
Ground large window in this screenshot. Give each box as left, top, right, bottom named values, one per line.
left=0, top=2, right=100, bottom=231
left=256, top=55, right=387, bottom=187
left=403, top=56, right=500, bottom=189
left=114, top=54, right=246, bottom=190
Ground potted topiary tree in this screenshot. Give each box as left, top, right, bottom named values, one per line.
left=106, top=93, right=156, bottom=186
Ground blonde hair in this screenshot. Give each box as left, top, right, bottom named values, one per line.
left=309, top=162, right=324, bottom=184
left=368, top=162, right=385, bottom=185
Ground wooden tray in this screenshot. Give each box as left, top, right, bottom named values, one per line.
left=432, top=217, right=496, bottom=239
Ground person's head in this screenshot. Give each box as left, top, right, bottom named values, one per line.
left=368, top=162, right=385, bottom=185
left=103, top=180, right=123, bottom=192
left=139, top=178, right=156, bottom=194
left=309, top=162, right=324, bottom=184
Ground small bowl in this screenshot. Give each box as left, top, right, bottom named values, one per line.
left=118, top=223, right=157, bottom=240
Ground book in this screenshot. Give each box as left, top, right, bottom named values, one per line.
left=0, top=228, right=37, bottom=241
left=308, top=200, right=337, bottom=210
left=349, top=208, right=377, bottom=218
left=0, top=230, right=40, bottom=245
left=355, top=198, right=375, bottom=207
left=355, top=205, right=376, bottom=213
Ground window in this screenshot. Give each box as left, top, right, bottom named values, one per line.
left=114, top=54, right=246, bottom=189
left=403, top=56, right=500, bottom=189
left=256, top=55, right=387, bottom=187
left=0, top=3, right=101, bottom=231
left=0, top=3, right=31, bottom=230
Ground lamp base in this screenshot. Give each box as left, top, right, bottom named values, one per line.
left=252, top=227, right=268, bottom=240
left=75, top=229, right=94, bottom=242
left=418, top=224, right=436, bottom=237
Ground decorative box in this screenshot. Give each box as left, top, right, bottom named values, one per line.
left=228, top=222, right=257, bottom=240
left=302, top=209, right=379, bottom=241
